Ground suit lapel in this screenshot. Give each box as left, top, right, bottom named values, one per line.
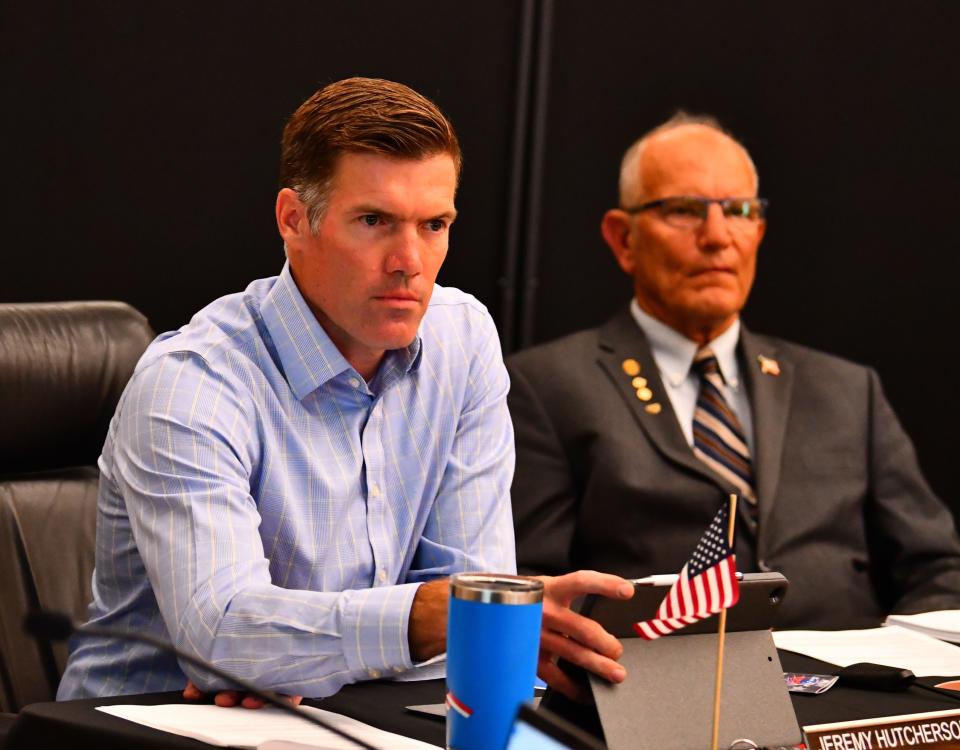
left=739, top=328, right=794, bottom=554
left=596, top=308, right=720, bottom=486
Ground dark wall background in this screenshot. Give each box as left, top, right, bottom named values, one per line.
left=2, top=2, right=958, bottom=521
left=0, top=1, right=522, bottom=333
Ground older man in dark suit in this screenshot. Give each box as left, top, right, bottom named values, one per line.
left=507, top=114, right=960, bottom=629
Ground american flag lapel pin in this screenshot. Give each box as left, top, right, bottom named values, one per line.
left=445, top=691, right=473, bottom=718
left=757, top=354, right=781, bottom=376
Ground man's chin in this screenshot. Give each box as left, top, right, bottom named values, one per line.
left=371, top=327, right=420, bottom=353
left=365, top=304, right=434, bottom=349
left=685, top=289, right=744, bottom=318
left=670, top=296, right=743, bottom=336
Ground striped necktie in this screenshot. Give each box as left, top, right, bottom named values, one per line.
left=692, top=348, right=757, bottom=516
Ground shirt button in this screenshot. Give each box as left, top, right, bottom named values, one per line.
left=348, top=377, right=361, bottom=388
left=392, top=666, right=404, bottom=674
left=368, top=669, right=381, bottom=679
left=379, top=569, right=388, bottom=582
left=370, top=484, right=381, bottom=497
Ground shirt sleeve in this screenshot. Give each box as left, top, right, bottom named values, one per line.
left=407, top=309, right=517, bottom=581
left=112, top=351, right=421, bottom=697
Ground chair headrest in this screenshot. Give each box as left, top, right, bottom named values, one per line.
left=0, top=302, right=154, bottom=474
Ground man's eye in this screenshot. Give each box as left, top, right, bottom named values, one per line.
left=426, top=219, right=446, bottom=232
left=360, top=214, right=381, bottom=227
left=666, top=201, right=702, bottom=217
left=723, top=200, right=757, bottom=219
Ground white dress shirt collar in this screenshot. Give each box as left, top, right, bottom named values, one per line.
left=628, top=299, right=742, bottom=389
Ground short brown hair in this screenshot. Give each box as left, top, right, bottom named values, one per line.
left=279, top=77, right=462, bottom=230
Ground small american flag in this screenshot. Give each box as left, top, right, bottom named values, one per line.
left=633, top=504, right=740, bottom=640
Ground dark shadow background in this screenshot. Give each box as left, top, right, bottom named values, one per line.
left=2, top=1, right=957, bottom=521
left=0, top=2, right=521, bottom=332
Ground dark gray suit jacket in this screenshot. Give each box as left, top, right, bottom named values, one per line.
left=507, top=307, right=960, bottom=629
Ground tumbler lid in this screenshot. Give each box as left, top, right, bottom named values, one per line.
left=450, top=573, right=544, bottom=604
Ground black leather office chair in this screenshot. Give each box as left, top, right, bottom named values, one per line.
left=0, top=302, right=154, bottom=715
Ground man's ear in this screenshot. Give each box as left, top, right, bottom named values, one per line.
left=276, top=188, right=309, bottom=245
left=601, top=209, right=635, bottom=275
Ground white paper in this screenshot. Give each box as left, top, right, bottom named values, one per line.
left=884, top=610, right=960, bottom=643
left=405, top=694, right=540, bottom=719
left=772, top=624, right=960, bottom=677
left=389, top=652, right=446, bottom=682
left=96, top=703, right=438, bottom=750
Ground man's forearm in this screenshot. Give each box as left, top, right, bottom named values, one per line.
left=183, top=581, right=423, bottom=697
left=408, top=578, right=450, bottom=661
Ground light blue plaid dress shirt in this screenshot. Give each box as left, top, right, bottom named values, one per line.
left=57, top=263, right=516, bottom=699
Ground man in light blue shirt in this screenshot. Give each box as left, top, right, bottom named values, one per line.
left=59, top=77, right=632, bottom=703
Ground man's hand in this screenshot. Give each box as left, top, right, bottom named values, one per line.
left=408, top=578, right=450, bottom=661
left=182, top=680, right=302, bottom=709
left=538, top=570, right=634, bottom=701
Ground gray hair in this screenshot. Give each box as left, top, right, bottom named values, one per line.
left=618, top=111, right=759, bottom=206
left=293, top=177, right=335, bottom=234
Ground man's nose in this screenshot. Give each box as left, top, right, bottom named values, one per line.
left=697, top=203, right=733, bottom=249
left=386, top=225, right=424, bottom=277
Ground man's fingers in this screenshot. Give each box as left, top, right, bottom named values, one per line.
left=540, top=630, right=626, bottom=684
left=187, top=683, right=301, bottom=710
left=214, top=690, right=242, bottom=707
left=240, top=693, right=302, bottom=709
left=536, top=569, right=631, bottom=689
left=182, top=681, right=203, bottom=701
left=542, top=603, right=623, bottom=660
left=542, top=570, right=635, bottom=605
left=538, top=658, right=591, bottom=704
left=241, top=695, right=266, bottom=709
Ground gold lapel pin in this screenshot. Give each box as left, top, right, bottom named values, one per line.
left=758, top=354, right=781, bottom=376
left=645, top=403, right=662, bottom=414
left=623, top=357, right=657, bottom=403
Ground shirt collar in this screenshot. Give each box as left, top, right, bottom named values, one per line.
left=629, top=299, right=742, bottom=388
left=260, top=262, right=422, bottom=400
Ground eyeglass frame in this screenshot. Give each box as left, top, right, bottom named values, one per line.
left=620, top=195, right=769, bottom=226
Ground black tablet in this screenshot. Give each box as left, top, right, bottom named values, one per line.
left=580, top=571, right=788, bottom=638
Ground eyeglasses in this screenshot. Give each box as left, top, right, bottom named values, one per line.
left=621, top=196, right=768, bottom=229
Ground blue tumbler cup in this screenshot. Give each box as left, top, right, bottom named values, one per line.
left=446, top=573, right=544, bottom=750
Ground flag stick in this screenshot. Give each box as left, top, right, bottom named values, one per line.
left=710, top=493, right=739, bottom=750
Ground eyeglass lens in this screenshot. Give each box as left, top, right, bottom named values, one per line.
left=659, top=197, right=764, bottom=228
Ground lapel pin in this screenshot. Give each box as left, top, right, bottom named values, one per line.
left=622, top=358, right=641, bottom=376
left=645, top=403, right=662, bottom=414
left=758, top=355, right=781, bottom=376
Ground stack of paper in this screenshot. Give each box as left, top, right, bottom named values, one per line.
left=97, top=703, right=437, bottom=749
left=772, top=624, right=960, bottom=677
left=884, top=610, right=960, bottom=643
